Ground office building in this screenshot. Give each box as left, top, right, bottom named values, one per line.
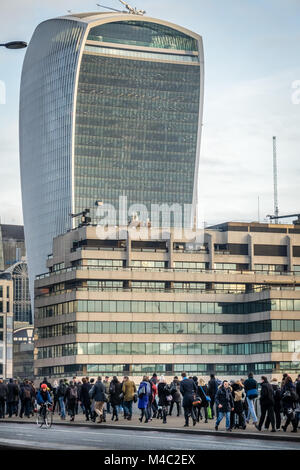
left=0, top=272, right=13, bottom=378
left=0, top=224, right=25, bottom=271
left=19, top=11, right=204, bottom=297
left=34, top=222, right=300, bottom=381
left=13, top=323, right=34, bottom=380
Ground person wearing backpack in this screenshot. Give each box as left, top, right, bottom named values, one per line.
left=231, top=380, right=246, bottom=430
left=0, top=379, right=7, bottom=418
left=22, top=380, right=34, bottom=418
left=65, top=380, right=78, bottom=421
left=281, top=375, right=298, bottom=432
left=56, top=379, right=67, bottom=420
left=109, top=376, right=122, bottom=421
left=255, top=376, right=276, bottom=432
left=169, top=376, right=182, bottom=417
left=243, top=372, right=258, bottom=425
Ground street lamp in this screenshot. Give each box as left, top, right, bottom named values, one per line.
left=0, top=41, right=27, bottom=49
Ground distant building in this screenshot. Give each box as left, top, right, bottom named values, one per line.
left=13, top=324, right=34, bottom=380
left=0, top=224, right=25, bottom=271
left=6, top=261, right=32, bottom=324
left=34, top=222, right=300, bottom=381
left=0, top=272, right=13, bottom=379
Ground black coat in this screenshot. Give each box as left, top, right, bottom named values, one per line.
left=260, top=382, right=275, bottom=406
left=0, top=383, right=7, bottom=399
left=157, top=383, right=171, bottom=407
left=180, top=379, right=197, bottom=408
left=109, top=381, right=123, bottom=406
left=7, top=382, right=19, bottom=402
left=215, top=386, right=234, bottom=412
left=197, top=384, right=209, bottom=407
left=79, top=382, right=92, bottom=404
left=207, top=378, right=218, bottom=398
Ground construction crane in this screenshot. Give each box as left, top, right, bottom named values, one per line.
left=119, top=0, right=146, bottom=15
left=273, top=136, right=279, bottom=223
left=267, top=213, right=300, bottom=225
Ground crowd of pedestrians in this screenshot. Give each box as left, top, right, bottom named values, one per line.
left=0, top=372, right=299, bottom=433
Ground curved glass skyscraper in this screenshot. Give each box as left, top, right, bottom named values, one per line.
left=19, top=12, right=204, bottom=294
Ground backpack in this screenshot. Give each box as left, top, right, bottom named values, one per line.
left=234, top=389, right=243, bottom=402
left=24, top=388, right=31, bottom=399
left=69, top=386, right=77, bottom=400
left=138, top=385, right=146, bottom=398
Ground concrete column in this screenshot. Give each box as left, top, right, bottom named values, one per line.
left=167, top=231, right=174, bottom=268
left=248, top=233, right=254, bottom=270
left=286, top=235, right=293, bottom=272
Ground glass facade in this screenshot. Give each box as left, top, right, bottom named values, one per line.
left=20, top=16, right=203, bottom=295
left=20, top=19, right=86, bottom=296
left=74, top=51, right=200, bottom=225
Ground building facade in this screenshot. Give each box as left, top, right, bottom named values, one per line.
left=0, top=224, right=25, bottom=271
left=13, top=324, right=34, bottom=380
left=0, top=272, right=13, bottom=379
left=19, top=12, right=204, bottom=298
left=34, top=222, right=300, bottom=381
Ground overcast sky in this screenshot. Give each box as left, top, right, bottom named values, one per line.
left=0, top=0, right=299, bottom=226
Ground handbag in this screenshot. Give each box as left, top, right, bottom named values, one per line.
left=192, top=394, right=202, bottom=406
left=199, top=385, right=211, bottom=402
left=207, top=405, right=212, bottom=419
left=166, top=395, right=173, bottom=402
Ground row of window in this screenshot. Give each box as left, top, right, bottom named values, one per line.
left=0, top=286, right=9, bottom=298
left=36, top=319, right=300, bottom=339
left=36, top=340, right=300, bottom=359
left=36, top=298, right=300, bottom=319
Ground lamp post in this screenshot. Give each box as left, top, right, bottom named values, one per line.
left=0, top=41, right=27, bottom=49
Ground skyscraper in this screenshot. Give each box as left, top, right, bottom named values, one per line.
left=19, top=12, right=204, bottom=292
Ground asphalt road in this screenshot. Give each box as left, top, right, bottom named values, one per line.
left=0, top=422, right=299, bottom=450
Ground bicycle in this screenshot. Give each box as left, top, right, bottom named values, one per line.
left=36, top=402, right=53, bottom=428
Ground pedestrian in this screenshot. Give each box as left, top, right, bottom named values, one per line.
left=265, top=378, right=282, bottom=431
left=65, top=380, right=78, bottom=422
left=138, top=376, right=151, bottom=423
left=215, top=380, right=234, bottom=431
left=56, top=378, right=67, bottom=420
left=7, top=379, right=18, bottom=417
left=243, top=372, right=258, bottom=425
left=109, top=376, right=122, bottom=421
left=22, top=380, right=34, bottom=418
left=295, top=374, right=300, bottom=429
left=255, top=376, right=276, bottom=432
left=89, top=376, right=107, bottom=423
left=149, top=373, right=158, bottom=417
left=180, top=372, right=197, bottom=427
left=122, top=376, right=136, bottom=421
left=169, top=376, right=182, bottom=417
left=197, top=378, right=210, bottom=423
left=207, top=374, right=218, bottom=418
left=157, top=376, right=172, bottom=424
left=0, top=378, right=7, bottom=418
left=231, top=380, right=246, bottom=430
left=281, top=375, right=298, bottom=432
left=149, top=378, right=158, bottom=420
left=79, top=377, right=92, bottom=421
left=52, top=380, right=58, bottom=413
left=103, top=376, right=111, bottom=414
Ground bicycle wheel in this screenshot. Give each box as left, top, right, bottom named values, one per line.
left=44, top=409, right=53, bottom=428
left=36, top=412, right=44, bottom=428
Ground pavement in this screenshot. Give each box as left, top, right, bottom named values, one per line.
left=1, top=422, right=300, bottom=450
left=1, top=411, right=300, bottom=443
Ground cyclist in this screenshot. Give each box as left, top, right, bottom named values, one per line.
left=36, top=383, right=52, bottom=417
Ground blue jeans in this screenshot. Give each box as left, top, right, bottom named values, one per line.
left=59, top=397, right=66, bottom=418
left=246, top=397, right=258, bottom=423
left=216, top=411, right=231, bottom=429
left=123, top=400, right=133, bottom=417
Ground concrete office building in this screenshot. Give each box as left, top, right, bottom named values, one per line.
left=34, top=222, right=300, bottom=381
left=13, top=324, right=34, bottom=380
left=0, top=272, right=14, bottom=379
left=19, top=11, right=204, bottom=298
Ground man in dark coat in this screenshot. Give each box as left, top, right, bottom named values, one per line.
left=255, top=376, right=276, bottom=432
left=7, top=379, right=19, bottom=417
left=0, top=379, right=7, bottom=418
left=90, top=376, right=107, bottom=423
left=207, top=374, right=218, bottom=418
left=79, top=377, right=92, bottom=421
left=180, top=372, right=197, bottom=427
left=215, top=380, right=234, bottom=431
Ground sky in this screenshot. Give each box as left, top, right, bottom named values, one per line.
left=0, top=0, right=299, bottom=226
